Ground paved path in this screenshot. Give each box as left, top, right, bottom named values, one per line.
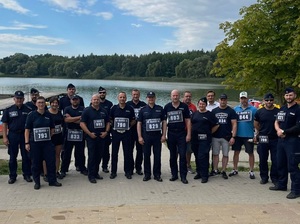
left=0, top=145, right=299, bottom=224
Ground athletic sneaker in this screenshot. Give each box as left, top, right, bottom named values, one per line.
left=228, top=170, right=238, bottom=177
left=249, top=171, right=255, bottom=179
left=210, top=169, right=221, bottom=176
left=187, top=166, right=195, bottom=174
left=221, top=171, right=228, bottom=179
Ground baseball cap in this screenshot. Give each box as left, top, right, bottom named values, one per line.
left=264, top=93, right=274, bottom=100
left=239, top=91, right=248, bottom=98
left=284, top=87, right=294, bottom=94
left=219, top=94, right=228, bottom=99
left=98, top=86, right=106, bottom=92
left=147, top=91, right=155, bottom=97
left=30, top=88, right=39, bottom=94
left=67, top=83, right=75, bottom=89
left=71, top=94, right=80, bottom=100
left=14, top=91, right=24, bottom=98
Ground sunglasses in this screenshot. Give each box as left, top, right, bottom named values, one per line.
left=99, top=92, right=106, bottom=94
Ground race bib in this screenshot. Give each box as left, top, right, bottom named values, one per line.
left=33, top=127, right=51, bottom=142
left=134, top=108, right=141, bottom=119
left=277, top=112, right=286, bottom=122
left=9, top=111, right=18, bottom=118
left=114, top=117, right=129, bottom=130
left=259, top=135, right=269, bottom=144
left=93, top=119, right=105, bottom=129
left=215, top=112, right=228, bottom=124
left=54, top=125, right=62, bottom=134
left=67, top=129, right=83, bottom=142
left=198, top=134, right=207, bottom=140
left=237, top=111, right=252, bottom=122
left=167, top=110, right=183, bottom=123
left=146, top=118, right=161, bottom=131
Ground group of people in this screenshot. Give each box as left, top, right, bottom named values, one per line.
left=1, top=84, right=300, bottom=199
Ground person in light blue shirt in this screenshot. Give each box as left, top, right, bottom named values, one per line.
left=229, top=91, right=257, bottom=179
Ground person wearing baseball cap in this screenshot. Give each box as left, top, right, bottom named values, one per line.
left=1, top=90, right=32, bottom=184
left=59, top=83, right=84, bottom=113
left=230, top=91, right=257, bottom=179
left=25, top=88, right=42, bottom=111
left=270, top=87, right=300, bottom=199
left=254, top=93, right=279, bottom=185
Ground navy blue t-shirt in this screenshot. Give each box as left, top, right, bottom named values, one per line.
left=110, top=104, right=135, bottom=131
left=164, top=102, right=190, bottom=131
left=254, top=107, right=280, bottom=138
left=100, top=99, right=113, bottom=115
left=212, top=106, right=237, bottom=138
left=59, top=95, right=84, bottom=112
left=1, top=104, right=31, bottom=131
left=276, top=103, right=300, bottom=137
left=64, top=105, right=84, bottom=130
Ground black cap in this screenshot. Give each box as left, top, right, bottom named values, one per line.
left=14, top=91, right=24, bottom=98
left=219, top=94, right=228, bottom=99
left=98, top=86, right=106, bottom=92
left=30, top=88, right=39, bottom=94
left=264, top=93, right=274, bottom=100
left=198, top=97, right=207, bottom=105
left=67, top=83, right=75, bottom=89
left=284, top=87, right=294, bottom=94
left=147, top=91, right=155, bottom=97
left=71, top=94, right=80, bottom=100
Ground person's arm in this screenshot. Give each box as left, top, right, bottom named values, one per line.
left=274, top=120, right=284, bottom=138
left=229, top=119, right=237, bottom=145
left=80, top=122, right=96, bottom=139
left=64, top=115, right=81, bottom=123
left=137, top=121, right=144, bottom=145
left=2, top=123, right=9, bottom=146
left=185, top=118, right=191, bottom=142
left=24, top=129, right=30, bottom=152
left=100, top=122, right=110, bottom=139
left=211, top=124, right=219, bottom=134
left=161, top=120, right=167, bottom=143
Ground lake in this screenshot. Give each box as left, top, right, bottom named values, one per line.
left=0, top=77, right=247, bottom=106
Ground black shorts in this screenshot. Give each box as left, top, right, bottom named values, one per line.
left=232, top=137, right=254, bottom=154
left=51, top=133, right=64, bottom=146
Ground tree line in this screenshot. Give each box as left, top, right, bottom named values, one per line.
left=0, top=50, right=217, bottom=80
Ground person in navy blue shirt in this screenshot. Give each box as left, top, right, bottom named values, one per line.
left=127, top=89, right=147, bottom=175
left=109, top=92, right=135, bottom=179
left=192, top=97, right=219, bottom=183
left=270, top=88, right=300, bottom=199
left=25, top=96, right=62, bottom=190
left=164, top=89, right=191, bottom=184
left=80, top=94, right=110, bottom=184
left=25, top=88, right=47, bottom=111
left=59, top=83, right=84, bottom=113
left=60, top=94, right=87, bottom=178
left=254, top=93, right=279, bottom=184
left=137, top=91, right=166, bottom=182
left=98, top=86, right=113, bottom=173
left=1, top=91, right=32, bottom=184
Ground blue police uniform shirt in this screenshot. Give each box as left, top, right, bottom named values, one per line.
left=127, top=100, right=147, bottom=120
left=191, top=111, right=219, bottom=142
left=212, top=106, right=238, bottom=138
left=138, top=104, right=166, bottom=135
left=25, top=110, right=55, bottom=142
left=1, top=104, right=31, bottom=132
left=276, top=103, right=300, bottom=137
left=59, top=95, right=84, bottom=112
left=64, top=105, right=84, bottom=130
left=234, top=104, right=257, bottom=138
left=254, top=107, right=280, bottom=138
left=81, top=106, right=109, bottom=136
left=100, top=99, right=113, bottom=115
left=164, top=102, right=191, bottom=131
left=110, top=104, right=135, bottom=131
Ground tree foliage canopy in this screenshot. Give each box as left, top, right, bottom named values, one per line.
left=212, top=0, right=300, bottom=100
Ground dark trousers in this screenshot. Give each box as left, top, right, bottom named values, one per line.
left=277, top=137, right=300, bottom=194
left=30, top=141, right=56, bottom=185
left=100, top=135, right=111, bottom=170
left=61, top=140, right=86, bottom=172
left=143, top=133, right=162, bottom=178
left=86, top=137, right=105, bottom=179
left=192, top=140, right=210, bottom=179
left=167, top=130, right=187, bottom=180
left=257, top=138, right=278, bottom=182
left=8, top=132, right=31, bottom=179
left=131, top=129, right=143, bottom=172
left=111, top=131, right=133, bottom=174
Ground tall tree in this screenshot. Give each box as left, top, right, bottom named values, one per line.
left=212, top=0, right=300, bottom=101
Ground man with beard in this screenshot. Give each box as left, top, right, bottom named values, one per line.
left=127, top=89, right=146, bottom=175
left=270, top=88, right=300, bottom=199
left=254, top=93, right=279, bottom=184
left=59, top=83, right=84, bottom=113
left=98, top=86, right=113, bottom=173
left=25, top=88, right=47, bottom=111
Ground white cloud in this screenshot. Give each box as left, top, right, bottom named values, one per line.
left=131, top=23, right=142, bottom=28
left=0, top=0, right=30, bottom=14
left=44, top=0, right=79, bottom=10
left=0, top=34, right=67, bottom=45
left=111, top=0, right=254, bottom=51
left=0, top=21, right=47, bottom=30
left=87, top=0, right=97, bottom=6
left=94, top=12, right=113, bottom=20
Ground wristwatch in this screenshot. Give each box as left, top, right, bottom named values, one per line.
left=281, top=130, right=285, bottom=135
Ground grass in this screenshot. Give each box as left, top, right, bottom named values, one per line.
left=0, top=159, right=22, bottom=175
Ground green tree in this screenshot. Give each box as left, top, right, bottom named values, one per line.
left=23, top=61, right=38, bottom=77
left=212, top=0, right=300, bottom=101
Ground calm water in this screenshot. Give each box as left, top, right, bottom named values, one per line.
left=0, top=77, right=247, bottom=106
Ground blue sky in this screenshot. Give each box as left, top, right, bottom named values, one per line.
left=0, top=0, right=256, bottom=58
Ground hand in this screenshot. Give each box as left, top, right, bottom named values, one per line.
left=89, top=132, right=97, bottom=139
left=186, top=135, right=191, bottom=142
left=229, top=137, right=235, bottom=146
left=138, top=137, right=144, bottom=145
left=3, top=137, right=9, bottom=146
left=100, top=131, right=107, bottom=139
left=25, top=144, right=30, bottom=152
left=161, top=136, right=166, bottom=143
